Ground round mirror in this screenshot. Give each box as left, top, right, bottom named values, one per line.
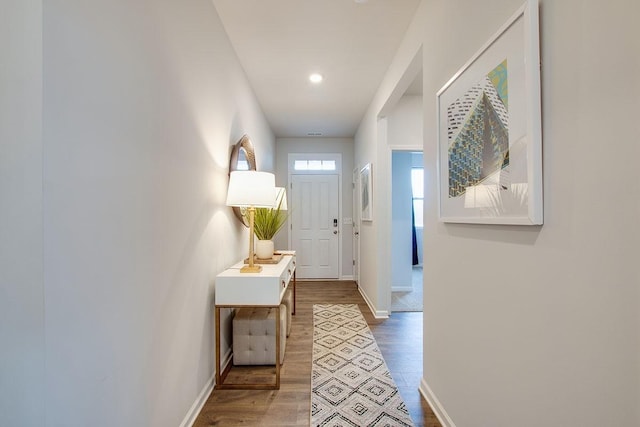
left=229, top=135, right=257, bottom=227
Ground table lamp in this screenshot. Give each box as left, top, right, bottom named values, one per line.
left=226, top=171, right=276, bottom=273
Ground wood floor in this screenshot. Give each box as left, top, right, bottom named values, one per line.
left=193, top=281, right=441, bottom=427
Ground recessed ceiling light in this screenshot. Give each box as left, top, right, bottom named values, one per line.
left=309, top=73, right=323, bottom=84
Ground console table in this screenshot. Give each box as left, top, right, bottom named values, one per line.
left=214, top=251, right=296, bottom=390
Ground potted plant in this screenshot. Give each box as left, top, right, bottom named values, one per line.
left=252, top=188, right=288, bottom=259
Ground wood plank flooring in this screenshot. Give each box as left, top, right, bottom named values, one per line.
left=193, top=281, right=441, bottom=426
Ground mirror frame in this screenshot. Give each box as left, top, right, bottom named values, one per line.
left=229, top=134, right=257, bottom=227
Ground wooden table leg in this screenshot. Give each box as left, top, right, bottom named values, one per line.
left=215, top=306, right=221, bottom=387
left=292, top=270, right=296, bottom=315
left=275, top=305, right=281, bottom=389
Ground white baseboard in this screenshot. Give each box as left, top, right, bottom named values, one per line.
left=341, top=274, right=354, bottom=280
left=357, top=286, right=389, bottom=319
left=419, top=377, right=456, bottom=427
left=180, top=348, right=233, bottom=427
left=179, top=373, right=214, bottom=427
left=391, top=286, right=413, bottom=292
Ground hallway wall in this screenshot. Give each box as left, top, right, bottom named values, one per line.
left=2, top=1, right=274, bottom=426
left=355, top=0, right=640, bottom=425
left=0, top=1, right=44, bottom=425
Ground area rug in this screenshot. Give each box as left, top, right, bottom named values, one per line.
left=311, top=304, right=414, bottom=426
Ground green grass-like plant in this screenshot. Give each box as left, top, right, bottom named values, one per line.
left=253, top=199, right=288, bottom=241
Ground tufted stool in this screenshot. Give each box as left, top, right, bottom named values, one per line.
left=233, top=305, right=287, bottom=365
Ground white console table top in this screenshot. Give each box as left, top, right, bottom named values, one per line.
left=215, top=252, right=296, bottom=306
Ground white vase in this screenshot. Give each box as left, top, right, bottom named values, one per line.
left=255, top=239, right=274, bottom=259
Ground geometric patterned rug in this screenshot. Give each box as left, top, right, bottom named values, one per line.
left=311, top=304, right=415, bottom=426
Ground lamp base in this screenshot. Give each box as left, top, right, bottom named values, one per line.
left=240, top=264, right=263, bottom=273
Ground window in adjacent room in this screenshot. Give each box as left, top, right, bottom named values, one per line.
left=411, top=168, right=424, bottom=227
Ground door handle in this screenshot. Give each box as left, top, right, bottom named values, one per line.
left=333, top=230, right=338, bottom=235
left=354, top=231, right=359, bottom=236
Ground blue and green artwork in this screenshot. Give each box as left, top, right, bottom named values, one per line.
left=447, top=60, right=509, bottom=198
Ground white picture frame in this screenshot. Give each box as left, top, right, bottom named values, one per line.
left=360, top=163, right=373, bottom=222
left=436, top=0, right=543, bottom=225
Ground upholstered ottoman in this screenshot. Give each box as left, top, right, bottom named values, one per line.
left=233, top=305, right=287, bottom=365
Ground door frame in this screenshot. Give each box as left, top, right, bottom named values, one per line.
left=352, top=167, right=360, bottom=286
left=287, top=153, right=343, bottom=279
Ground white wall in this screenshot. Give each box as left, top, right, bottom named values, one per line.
left=353, top=113, right=383, bottom=311
left=388, top=96, right=423, bottom=149
left=0, top=1, right=44, bottom=426
left=356, top=0, right=640, bottom=425
left=275, top=137, right=354, bottom=278
left=2, top=1, right=274, bottom=426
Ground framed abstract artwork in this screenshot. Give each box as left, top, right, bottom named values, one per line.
left=360, top=163, right=372, bottom=221
left=436, top=0, right=543, bottom=225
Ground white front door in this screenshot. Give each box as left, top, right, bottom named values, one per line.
left=291, top=174, right=339, bottom=279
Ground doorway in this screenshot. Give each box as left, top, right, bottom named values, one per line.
left=287, top=153, right=343, bottom=279
left=375, top=48, right=424, bottom=314
left=390, top=151, right=423, bottom=312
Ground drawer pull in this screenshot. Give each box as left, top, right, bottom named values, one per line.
left=281, top=280, right=286, bottom=288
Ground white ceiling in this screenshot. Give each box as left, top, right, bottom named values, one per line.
left=212, top=0, right=421, bottom=138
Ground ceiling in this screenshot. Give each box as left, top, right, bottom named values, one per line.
left=212, top=0, right=421, bottom=138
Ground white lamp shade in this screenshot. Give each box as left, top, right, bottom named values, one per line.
left=274, top=187, right=287, bottom=210
left=226, top=171, right=276, bottom=208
